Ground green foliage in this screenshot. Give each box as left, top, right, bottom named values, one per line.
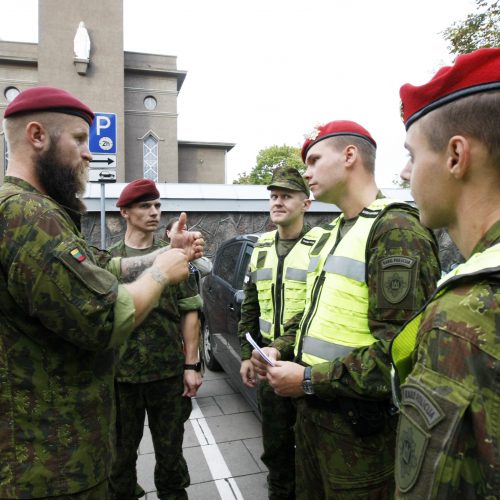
left=234, top=145, right=304, bottom=185
left=443, top=0, right=500, bottom=55
left=392, top=174, right=410, bottom=189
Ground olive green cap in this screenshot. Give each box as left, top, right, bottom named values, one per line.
left=267, top=166, right=310, bottom=197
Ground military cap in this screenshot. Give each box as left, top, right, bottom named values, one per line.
left=116, top=178, right=160, bottom=207
left=3, top=86, right=95, bottom=126
left=400, top=47, right=500, bottom=130
left=267, top=166, right=310, bottom=197
left=301, top=120, right=377, bottom=162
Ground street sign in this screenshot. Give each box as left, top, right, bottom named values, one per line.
left=89, top=112, right=117, bottom=179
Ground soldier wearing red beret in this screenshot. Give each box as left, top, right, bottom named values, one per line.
left=108, top=179, right=203, bottom=500
left=392, top=47, right=500, bottom=498
left=0, top=86, right=203, bottom=498
left=251, top=120, right=441, bottom=499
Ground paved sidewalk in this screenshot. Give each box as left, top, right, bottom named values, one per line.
left=137, top=369, right=269, bottom=499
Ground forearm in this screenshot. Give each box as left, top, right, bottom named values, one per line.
left=120, top=246, right=169, bottom=282
left=182, top=310, right=201, bottom=364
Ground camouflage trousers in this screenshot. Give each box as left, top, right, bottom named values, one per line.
left=294, top=399, right=396, bottom=500
left=258, top=380, right=296, bottom=500
left=108, top=376, right=192, bottom=500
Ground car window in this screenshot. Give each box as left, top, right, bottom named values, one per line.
left=234, top=243, right=253, bottom=290
left=215, top=242, right=243, bottom=286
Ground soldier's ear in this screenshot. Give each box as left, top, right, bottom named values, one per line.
left=25, top=121, right=49, bottom=151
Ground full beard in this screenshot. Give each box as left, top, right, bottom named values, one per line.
left=36, top=140, right=88, bottom=216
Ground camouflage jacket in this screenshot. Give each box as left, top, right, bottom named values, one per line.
left=395, top=221, right=500, bottom=499
left=273, top=197, right=441, bottom=402
left=107, top=238, right=202, bottom=382
left=0, top=177, right=135, bottom=498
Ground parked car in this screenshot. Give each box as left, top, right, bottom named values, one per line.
left=201, top=234, right=260, bottom=416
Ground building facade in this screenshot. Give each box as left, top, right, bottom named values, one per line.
left=0, top=0, right=234, bottom=183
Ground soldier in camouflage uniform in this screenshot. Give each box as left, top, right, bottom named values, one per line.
left=238, top=166, right=313, bottom=499
left=391, top=48, right=500, bottom=498
left=108, top=179, right=203, bottom=500
left=0, top=86, right=199, bottom=499
left=251, top=121, right=441, bottom=499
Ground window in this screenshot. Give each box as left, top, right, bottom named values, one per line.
left=143, top=95, right=157, bottom=110
left=143, top=134, right=158, bottom=181
left=216, top=242, right=243, bottom=287
left=4, top=86, right=20, bottom=103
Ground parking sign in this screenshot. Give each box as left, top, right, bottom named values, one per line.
left=89, top=112, right=117, bottom=182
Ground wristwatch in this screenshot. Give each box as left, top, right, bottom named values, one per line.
left=302, top=366, right=315, bottom=395
left=184, top=362, right=202, bottom=372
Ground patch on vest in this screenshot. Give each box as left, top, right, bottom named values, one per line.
left=396, top=413, right=429, bottom=492
left=401, top=385, right=444, bottom=429
left=301, top=237, right=316, bottom=246
left=378, top=256, right=417, bottom=307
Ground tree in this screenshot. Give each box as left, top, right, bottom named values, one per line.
left=391, top=174, right=410, bottom=189
left=234, top=145, right=304, bottom=185
left=443, top=0, right=500, bottom=55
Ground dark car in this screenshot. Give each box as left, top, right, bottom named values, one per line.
left=201, top=234, right=260, bottom=416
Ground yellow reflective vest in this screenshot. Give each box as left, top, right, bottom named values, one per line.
left=391, top=241, right=500, bottom=397
left=250, top=229, right=321, bottom=341
left=295, top=198, right=413, bottom=366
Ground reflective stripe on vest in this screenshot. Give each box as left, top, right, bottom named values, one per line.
left=302, top=337, right=355, bottom=361
left=298, top=198, right=410, bottom=366
left=391, top=242, right=500, bottom=404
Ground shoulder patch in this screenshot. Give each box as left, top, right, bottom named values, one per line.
left=378, top=256, right=418, bottom=308
left=300, top=237, right=316, bottom=246
left=401, top=384, right=444, bottom=429
left=70, top=247, right=86, bottom=262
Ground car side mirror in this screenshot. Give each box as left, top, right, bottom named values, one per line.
left=234, top=289, right=245, bottom=304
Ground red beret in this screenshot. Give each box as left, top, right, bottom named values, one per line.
left=4, top=86, right=94, bottom=126
left=116, top=179, right=160, bottom=207
left=301, top=120, right=377, bottom=162
left=400, top=47, right=500, bottom=130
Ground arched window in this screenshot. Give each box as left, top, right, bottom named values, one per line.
left=143, top=134, right=158, bottom=181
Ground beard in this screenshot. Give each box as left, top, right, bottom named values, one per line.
left=35, top=138, right=88, bottom=216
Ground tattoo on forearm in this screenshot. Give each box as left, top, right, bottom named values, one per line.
left=120, top=247, right=168, bottom=282
left=147, top=266, right=168, bottom=287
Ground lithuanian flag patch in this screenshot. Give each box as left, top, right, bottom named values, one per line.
left=70, top=247, right=86, bottom=262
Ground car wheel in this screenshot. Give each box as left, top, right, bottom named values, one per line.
left=202, top=321, right=222, bottom=371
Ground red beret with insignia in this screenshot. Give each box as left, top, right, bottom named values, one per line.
left=301, top=120, right=377, bottom=162
left=116, top=179, right=160, bottom=207
left=4, top=86, right=95, bottom=126
left=400, top=47, right=500, bottom=130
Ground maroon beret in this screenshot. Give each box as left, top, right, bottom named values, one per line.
left=4, top=86, right=95, bottom=126
left=116, top=179, right=160, bottom=207
left=400, top=47, right=500, bottom=130
left=301, top=120, right=377, bottom=162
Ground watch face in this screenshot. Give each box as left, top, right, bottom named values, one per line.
left=302, top=379, right=314, bottom=395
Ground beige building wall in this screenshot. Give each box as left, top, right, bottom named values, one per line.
left=179, top=143, right=230, bottom=183
left=38, top=0, right=126, bottom=180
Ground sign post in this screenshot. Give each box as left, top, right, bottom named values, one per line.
left=88, top=112, right=117, bottom=247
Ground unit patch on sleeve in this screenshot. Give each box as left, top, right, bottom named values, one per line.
left=378, top=256, right=417, bottom=309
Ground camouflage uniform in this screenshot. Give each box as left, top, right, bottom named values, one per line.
left=391, top=222, right=500, bottom=499
left=0, top=177, right=135, bottom=498
left=107, top=239, right=202, bottom=500
left=239, top=229, right=311, bottom=500
left=273, top=194, right=441, bottom=499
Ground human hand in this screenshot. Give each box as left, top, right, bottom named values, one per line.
left=152, top=248, right=188, bottom=286
left=250, top=347, right=280, bottom=380
left=267, top=361, right=305, bottom=397
left=168, top=212, right=205, bottom=261
left=240, top=359, right=257, bottom=387
left=183, top=369, right=203, bottom=397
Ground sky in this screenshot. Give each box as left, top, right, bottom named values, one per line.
left=1, top=0, right=476, bottom=187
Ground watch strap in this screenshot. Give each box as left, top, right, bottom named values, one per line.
left=184, top=362, right=202, bottom=372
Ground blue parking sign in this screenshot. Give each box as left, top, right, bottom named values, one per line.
left=89, top=112, right=117, bottom=154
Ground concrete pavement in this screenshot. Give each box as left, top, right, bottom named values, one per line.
left=137, top=369, right=269, bottom=499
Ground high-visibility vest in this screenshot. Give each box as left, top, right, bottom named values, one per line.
left=391, top=241, right=500, bottom=400
left=295, top=199, right=414, bottom=366
left=250, top=228, right=321, bottom=340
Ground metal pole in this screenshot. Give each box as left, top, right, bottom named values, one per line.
left=100, top=182, right=106, bottom=248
